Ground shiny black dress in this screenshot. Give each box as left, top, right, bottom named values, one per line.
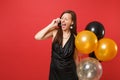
left=49, top=33, right=78, bottom=80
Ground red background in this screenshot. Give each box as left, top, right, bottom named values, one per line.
left=0, top=0, right=120, bottom=80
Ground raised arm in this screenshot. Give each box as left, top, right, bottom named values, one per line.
left=34, top=18, right=60, bottom=40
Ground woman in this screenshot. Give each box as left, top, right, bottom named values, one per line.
left=34, top=10, right=79, bottom=80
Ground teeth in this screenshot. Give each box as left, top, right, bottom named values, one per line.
left=61, top=24, right=66, bottom=26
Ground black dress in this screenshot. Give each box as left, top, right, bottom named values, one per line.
left=49, top=33, right=78, bottom=80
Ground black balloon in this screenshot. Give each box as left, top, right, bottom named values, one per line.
left=85, top=21, right=105, bottom=40
left=89, top=52, right=97, bottom=58
left=89, top=51, right=102, bottom=62
left=85, top=21, right=105, bottom=61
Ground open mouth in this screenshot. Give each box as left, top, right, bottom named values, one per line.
left=61, top=24, right=66, bottom=27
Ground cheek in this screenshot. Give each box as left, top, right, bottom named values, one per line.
left=66, top=23, right=71, bottom=28
left=66, top=21, right=71, bottom=26
left=66, top=25, right=70, bottom=29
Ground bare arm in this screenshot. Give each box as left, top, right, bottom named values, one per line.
left=74, top=48, right=79, bottom=67
left=34, top=18, right=60, bottom=40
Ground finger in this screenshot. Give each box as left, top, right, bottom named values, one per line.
left=56, top=18, right=61, bottom=23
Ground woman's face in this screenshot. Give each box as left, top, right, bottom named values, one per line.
left=61, top=13, right=73, bottom=31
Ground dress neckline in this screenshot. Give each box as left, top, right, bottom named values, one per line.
left=61, top=33, right=72, bottom=49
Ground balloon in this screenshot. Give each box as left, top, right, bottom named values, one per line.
left=89, top=51, right=102, bottom=62
left=89, top=52, right=96, bottom=58
left=95, top=38, right=118, bottom=61
left=77, top=57, right=103, bottom=80
left=85, top=21, right=105, bottom=40
left=75, top=30, right=98, bottom=54
left=85, top=21, right=105, bottom=59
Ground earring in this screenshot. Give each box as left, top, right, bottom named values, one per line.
left=70, top=26, right=73, bottom=29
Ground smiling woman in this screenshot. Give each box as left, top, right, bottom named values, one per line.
left=34, top=10, right=79, bottom=80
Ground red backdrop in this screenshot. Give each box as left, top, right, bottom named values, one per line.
left=0, top=0, right=120, bottom=80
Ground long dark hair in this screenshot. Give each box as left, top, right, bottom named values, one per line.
left=53, top=10, right=77, bottom=45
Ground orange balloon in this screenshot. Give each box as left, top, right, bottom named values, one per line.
left=75, top=30, right=98, bottom=54
left=95, top=38, right=118, bottom=61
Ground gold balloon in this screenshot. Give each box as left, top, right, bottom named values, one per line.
left=75, top=30, right=98, bottom=54
left=95, top=38, right=118, bottom=61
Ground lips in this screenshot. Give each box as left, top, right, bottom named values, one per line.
left=61, top=24, right=66, bottom=26
left=61, top=24, right=66, bottom=28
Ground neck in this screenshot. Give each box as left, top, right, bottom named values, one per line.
left=63, top=30, right=71, bottom=34
left=63, top=30, right=71, bottom=39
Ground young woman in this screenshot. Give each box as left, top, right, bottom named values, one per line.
left=34, top=10, right=79, bottom=80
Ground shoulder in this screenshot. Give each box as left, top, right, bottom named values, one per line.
left=72, top=33, right=77, bottom=38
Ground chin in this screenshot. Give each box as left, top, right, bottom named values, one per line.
left=62, top=28, right=67, bottom=31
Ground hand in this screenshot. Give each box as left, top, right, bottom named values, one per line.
left=49, top=18, right=61, bottom=28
